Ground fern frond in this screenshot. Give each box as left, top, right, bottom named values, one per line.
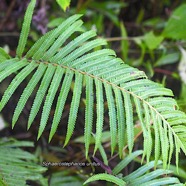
left=85, top=151, right=183, bottom=186
left=0, top=2, right=186, bottom=168
left=0, top=139, right=47, bottom=186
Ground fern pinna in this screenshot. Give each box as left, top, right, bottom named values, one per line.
left=0, top=0, right=186, bottom=168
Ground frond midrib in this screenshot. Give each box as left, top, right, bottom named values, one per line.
left=24, top=57, right=185, bottom=153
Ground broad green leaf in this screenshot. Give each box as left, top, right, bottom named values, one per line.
left=162, top=4, right=186, bottom=39
left=143, top=31, right=163, bottom=50
left=155, top=52, right=180, bottom=67
left=120, top=21, right=129, bottom=60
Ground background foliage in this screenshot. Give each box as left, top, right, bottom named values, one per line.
left=0, top=0, right=186, bottom=185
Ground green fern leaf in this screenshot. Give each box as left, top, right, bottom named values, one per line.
left=49, top=69, right=74, bottom=142
left=94, top=79, right=104, bottom=154
left=42, top=20, right=83, bottom=60
left=141, top=177, right=181, bottom=186
left=28, top=64, right=56, bottom=129
left=104, top=82, right=117, bottom=155
left=0, top=61, right=37, bottom=115
left=38, top=66, right=64, bottom=139
left=64, top=73, right=83, bottom=146
left=49, top=69, right=74, bottom=141
left=84, top=76, right=94, bottom=158
left=123, top=92, right=134, bottom=153
left=51, top=30, right=96, bottom=62
left=83, top=173, right=126, bottom=186
left=0, top=139, right=47, bottom=186
left=29, top=14, right=82, bottom=60
left=114, top=87, right=125, bottom=158
left=112, top=150, right=143, bottom=175
left=0, top=59, right=27, bottom=84
left=0, top=58, right=18, bottom=71
left=16, top=0, right=36, bottom=58
left=12, top=63, right=47, bottom=125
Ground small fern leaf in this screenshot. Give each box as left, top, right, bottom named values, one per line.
left=0, top=59, right=27, bottom=84
left=12, top=63, right=47, bottom=125
left=30, top=14, right=82, bottom=60
left=51, top=30, right=96, bottom=62
left=143, top=103, right=153, bottom=162
left=42, top=20, right=83, bottom=60
left=26, top=29, right=54, bottom=58
left=151, top=109, right=160, bottom=166
left=114, top=87, right=125, bottom=158
left=38, top=66, right=64, bottom=139
left=61, top=39, right=107, bottom=64
left=128, top=169, right=172, bottom=186
left=141, top=177, right=181, bottom=186
left=83, top=173, right=126, bottom=186
left=133, top=96, right=148, bottom=161
left=16, top=0, right=36, bottom=58
left=104, top=82, right=117, bottom=155
left=112, top=150, right=143, bottom=175
left=0, top=58, right=18, bottom=72
left=168, top=127, right=174, bottom=168
left=84, top=76, right=94, bottom=158
left=124, top=160, right=162, bottom=181
left=0, top=62, right=37, bottom=115
left=28, top=64, right=56, bottom=129
left=63, top=50, right=115, bottom=68
left=49, top=69, right=74, bottom=142
left=94, top=79, right=104, bottom=154
left=123, top=92, right=134, bottom=153
left=64, top=73, right=83, bottom=146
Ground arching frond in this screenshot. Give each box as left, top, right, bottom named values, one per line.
left=0, top=0, right=186, bottom=168
left=84, top=151, right=183, bottom=186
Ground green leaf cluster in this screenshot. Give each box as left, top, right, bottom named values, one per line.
left=0, top=139, right=47, bottom=186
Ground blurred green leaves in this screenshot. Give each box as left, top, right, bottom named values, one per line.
left=56, top=0, right=71, bottom=11
left=162, top=4, right=186, bottom=39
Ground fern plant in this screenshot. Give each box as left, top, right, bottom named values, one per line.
left=84, top=150, right=184, bottom=186
left=0, top=0, right=186, bottom=169
left=0, top=138, right=47, bottom=186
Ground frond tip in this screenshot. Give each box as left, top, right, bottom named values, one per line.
left=0, top=0, right=186, bottom=168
